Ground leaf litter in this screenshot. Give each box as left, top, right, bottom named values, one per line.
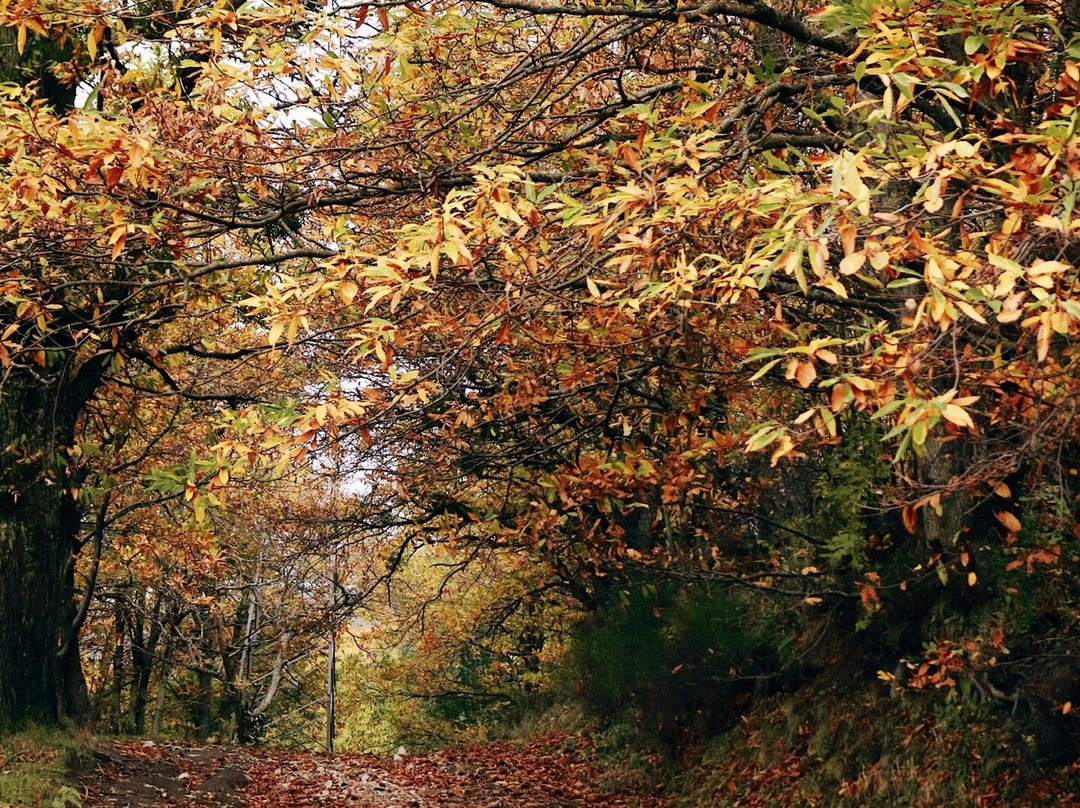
left=77, top=734, right=665, bottom=808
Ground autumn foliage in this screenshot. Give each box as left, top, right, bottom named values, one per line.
left=1, top=0, right=1080, bottom=798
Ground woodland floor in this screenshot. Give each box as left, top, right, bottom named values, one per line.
left=73, top=735, right=666, bottom=808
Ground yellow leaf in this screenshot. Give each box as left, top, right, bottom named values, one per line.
left=911, top=419, right=927, bottom=447
left=839, top=251, right=866, bottom=275
left=16, top=24, right=26, bottom=56
left=339, top=280, right=359, bottom=305
left=586, top=276, right=601, bottom=298
left=817, top=272, right=848, bottom=298
left=88, top=21, right=104, bottom=61
left=809, top=240, right=828, bottom=278
left=1033, top=214, right=1064, bottom=231
left=954, top=299, right=986, bottom=324
left=941, top=403, right=974, bottom=428
left=267, top=320, right=285, bottom=346
left=869, top=248, right=890, bottom=270
left=841, top=155, right=871, bottom=215
left=968, top=571, right=977, bottom=587
left=803, top=596, right=824, bottom=605
left=924, top=174, right=945, bottom=213
left=994, top=482, right=1011, bottom=498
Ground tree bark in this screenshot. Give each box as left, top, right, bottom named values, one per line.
left=0, top=368, right=80, bottom=729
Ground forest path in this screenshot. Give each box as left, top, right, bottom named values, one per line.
left=75, top=735, right=665, bottom=808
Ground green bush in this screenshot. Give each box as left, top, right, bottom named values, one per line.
left=567, top=583, right=786, bottom=748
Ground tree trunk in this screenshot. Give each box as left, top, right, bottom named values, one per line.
left=0, top=369, right=80, bottom=729
left=195, top=667, right=213, bottom=743
left=110, top=602, right=127, bottom=732
left=151, top=607, right=180, bottom=739
left=57, top=544, right=92, bottom=724
left=129, top=594, right=164, bottom=735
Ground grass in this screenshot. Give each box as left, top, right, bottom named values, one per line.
left=0, top=726, right=92, bottom=808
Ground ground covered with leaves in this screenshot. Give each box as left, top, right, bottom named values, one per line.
left=74, top=736, right=664, bottom=808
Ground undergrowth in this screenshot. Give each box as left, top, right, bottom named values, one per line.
left=665, top=679, right=1080, bottom=808
left=0, top=726, right=91, bottom=808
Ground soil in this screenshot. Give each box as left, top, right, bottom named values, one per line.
left=73, top=742, right=254, bottom=808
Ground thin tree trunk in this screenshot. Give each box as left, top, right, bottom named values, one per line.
left=130, top=594, right=164, bottom=735
left=151, top=604, right=180, bottom=739
left=195, top=667, right=213, bottom=743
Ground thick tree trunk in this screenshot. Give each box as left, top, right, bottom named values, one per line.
left=0, top=369, right=80, bottom=729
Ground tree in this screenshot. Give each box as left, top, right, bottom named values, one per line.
left=0, top=2, right=348, bottom=727
left=266, top=0, right=1080, bottom=738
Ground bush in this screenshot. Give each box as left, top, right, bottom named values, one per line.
left=566, top=583, right=787, bottom=748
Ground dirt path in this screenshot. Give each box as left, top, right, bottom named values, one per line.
left=74, top=742, right=255, bottom=808
left=74, top=736, right=665, bottom=808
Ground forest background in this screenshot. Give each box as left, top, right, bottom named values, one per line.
left=2, top=0, right=1080, bottom=804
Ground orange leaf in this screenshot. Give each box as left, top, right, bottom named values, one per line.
left=110, top=229, right=127, bottom=260
left=104, top=166, right=124, bottom=191
left=493, top=318, right=513, bottom=346
left=830, top=382, right=850, bottom=413
left=995, top=510, right=1022, bottom=533
left=902, top=505, right=918, bottom=534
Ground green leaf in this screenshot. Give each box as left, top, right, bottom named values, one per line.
left=748, top=358, right=782, bottom=382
